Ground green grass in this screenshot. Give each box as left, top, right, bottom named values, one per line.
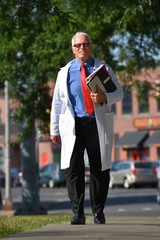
left=0, top=214, right=72, bottom=238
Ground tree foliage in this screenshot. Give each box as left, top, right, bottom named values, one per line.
left=0, top=0, right=75, bottom=135
left=0, top=0, right=159, bottom=135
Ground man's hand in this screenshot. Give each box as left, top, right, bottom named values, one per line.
left=50, top=135, right=61, bottom=145
left=90, top=85, right=107, bottom=104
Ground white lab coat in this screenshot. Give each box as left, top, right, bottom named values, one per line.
left=50, top=59, right=123, bottom=171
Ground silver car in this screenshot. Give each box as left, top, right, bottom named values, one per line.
left=109, top=160, right=158, bottom=189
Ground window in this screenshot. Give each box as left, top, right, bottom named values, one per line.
left=0, top=147, right=4, bottom=170
left=0, top=110, right=2, bottom=124
left=157, top=147, right=160, bottom=159
left=138, top=82, right=149, bottom=113
left=157, top=98, right=160, bottom=112
left=0, top=89, right=4, bottom=98
left=112, top=104, right=116, bottom=114
left=122, top=85, right=132, bottom=114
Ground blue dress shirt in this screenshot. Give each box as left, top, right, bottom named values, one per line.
left=67, top=57, right=95, bottom=117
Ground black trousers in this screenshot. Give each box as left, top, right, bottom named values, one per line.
left=66, top=117, right=110, bottom=216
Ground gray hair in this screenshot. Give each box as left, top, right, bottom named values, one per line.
left=71, top=32, right=92, bottom=46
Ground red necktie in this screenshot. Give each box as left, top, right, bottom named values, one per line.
left=80, top=63, right=94, bottom=115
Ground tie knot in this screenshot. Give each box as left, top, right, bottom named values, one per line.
left=81, top=63, right=85, bottom=70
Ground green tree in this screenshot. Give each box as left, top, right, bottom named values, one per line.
left=68, top=0, right=160, bottom=70
left=0, top=0, right=75, bottom=134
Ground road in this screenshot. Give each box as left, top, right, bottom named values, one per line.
left=1, top=185, right=160, bottom=217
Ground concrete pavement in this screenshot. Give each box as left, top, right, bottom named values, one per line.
left=0, top=212, right=160, bottom=240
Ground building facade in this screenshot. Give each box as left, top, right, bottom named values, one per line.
left=114, top=65, right=160, bottom=161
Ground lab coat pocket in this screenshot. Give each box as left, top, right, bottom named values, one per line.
left=59, top=109, right=75, bottom=137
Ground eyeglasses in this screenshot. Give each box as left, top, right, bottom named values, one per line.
left=73, top=42, right=90, bottom=48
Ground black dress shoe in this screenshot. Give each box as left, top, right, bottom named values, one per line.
left=71, top=214, right=86, bottom=225
left=94, top=214, right=106, bottom=224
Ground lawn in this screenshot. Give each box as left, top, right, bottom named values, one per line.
left=0, top=214, right=72, bottom=238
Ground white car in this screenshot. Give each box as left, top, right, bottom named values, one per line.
left=109, top=160, right=158, bottom=189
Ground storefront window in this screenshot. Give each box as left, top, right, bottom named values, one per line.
left=126, top=148, right=149, bottom=160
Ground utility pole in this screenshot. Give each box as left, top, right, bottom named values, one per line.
left=3, top=80, right=13, bottom=210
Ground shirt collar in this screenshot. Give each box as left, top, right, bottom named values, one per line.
left=73, top=57, right=94, bottom=71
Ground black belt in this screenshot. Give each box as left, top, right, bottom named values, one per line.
left=75, top=116, right=96, bottom=123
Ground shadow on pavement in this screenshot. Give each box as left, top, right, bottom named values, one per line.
left=12, top=193, right=157, bottom=214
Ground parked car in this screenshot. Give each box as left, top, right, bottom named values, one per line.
left=149, top=160, right=160, bottom=204
left=0, top=187, right=2, bottom=209
left=39, top=163, right=67, bottom=188
left=148, top=160, right=160, bottom=174
left=10, top=167, right=21, bottom=187
left=0, top=168, right=21, bottom=187
left=109, top=160, right=158, bottom=189
left=0, top=170, right=5, bottom=187
left=156, top=165, right=160, bottom=204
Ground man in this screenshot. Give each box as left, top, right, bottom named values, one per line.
left=50, top=32, right=123, bottom=224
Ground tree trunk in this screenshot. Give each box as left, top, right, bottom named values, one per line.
left=19, top=120, right=41, bottom=214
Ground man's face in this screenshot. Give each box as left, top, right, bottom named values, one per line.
left=72, top=34, right=92, bottom=62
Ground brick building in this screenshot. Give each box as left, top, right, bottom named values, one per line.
left=0, top=66, right=160, bottom=171
left=114, top=65, right=160, bottom=161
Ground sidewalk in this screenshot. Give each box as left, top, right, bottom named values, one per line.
left=1, top=213, right=160, bottom=240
